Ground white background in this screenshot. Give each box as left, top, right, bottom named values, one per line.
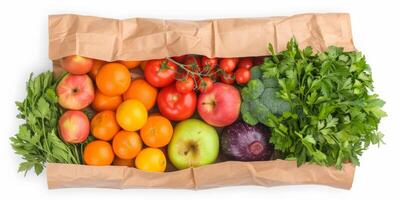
left=1, top=0, right=399, bottom=199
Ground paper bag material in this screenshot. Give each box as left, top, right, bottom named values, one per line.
left=47, top=13, right=357, bottom=190
left=47, top=160, right=355, bottom=190
left=48, top=13, right=355, bottom=61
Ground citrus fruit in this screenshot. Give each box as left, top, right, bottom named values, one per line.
left=91, top=110, right=120, bottom=141
left=89, top=59, right=106, bottom=80
left=135, top=148, right=166, bottom=172
left=112, top=130, right=142, bottom=159
left=123, top=79, right=157, bottom=110
left=91, top=89, right=122, bottom=111
left=112, top=157, right=134, bottom=167
left=83, top=140, right=114, bottom=166
left=96, top=62, right=131, bottom=96
left=116, top=99, right=148, bottom=131
left=119, top=60, right=141, bottom=69
left=140, top=115, right=173, bottom=148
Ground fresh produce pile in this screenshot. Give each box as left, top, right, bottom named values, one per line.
left=11, top=39, right=385, bottom=175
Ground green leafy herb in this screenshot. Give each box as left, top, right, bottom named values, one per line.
left=241, top=38, right=386, bottom=168
left=10, top=71, right=85, bottom=175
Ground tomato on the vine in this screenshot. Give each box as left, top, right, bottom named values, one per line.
left=184, top=56, right=202, bottom=72
left=201, top=57, right=218, bottom=70
left=220, top=72, right=235, bottom=84
left=235, top=68, right=251, bottom=85
left=219, top=58, right=238, bottom=73
left=238, top=57, right=253, bottom=69
left=157, top=85, right=197, bottom=121
left=144, top=59, right=177, bottom=88
left=198, top=77, right=213, bottom=93
left=208, top=69, right=219, bottom=81
left=172, top=55, right=187, bottom=63
left=175, top=76, right=195, bottom=94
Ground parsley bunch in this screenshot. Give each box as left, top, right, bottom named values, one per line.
left=10, top=71, right=84, bottom=175
left=241, top=39, right=386, bottom=168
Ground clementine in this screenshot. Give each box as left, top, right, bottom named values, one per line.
left=91, top=89, right=122, bottom=111
left=112, top=157, right=135, bottom=167
left=135, top=148, right=166, bottom=172
left=91, top=110, right=120, bottom=141
left=116, top=99, right=148, bottom=131
left=89, top=59, right=106, bottom=80
left=96, top=62, right=131, bottom=96
left=112, top=130, right=142, bottom=160
left=83, top=140, right=114, bottom=166
left=123, top=79, right=157, bottom=110
left=140, top=115, right=173, bottom=148
left=119, top=60, right=141, bottom=69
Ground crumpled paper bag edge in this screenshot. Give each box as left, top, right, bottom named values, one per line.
left=48, top=13, right=355, bottom=61
left=47, top=160, right=355, bottom=190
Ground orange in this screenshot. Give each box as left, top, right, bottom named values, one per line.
left=140, top=61, right=147, bottom=71
left=91, top=110, right=120, bottom=141
left=119, top=60, right=141, bottom=69
left=91, top=89, right=123, bottom=111
left=140, top=115, right=173, bottom=148
left=123, top=79, right=157, bottom=110
left=83, top=140, right=114, bottom=166
left=116, top=99, right=148, bottom=131
left=112, top=130, right=142, bottom=159
left=135, top=148, right=166, bottom=172
left=89, top=59, right=106, bottom=80
left=96, top=62, right=131, bottom=96
left=112, top=157, right=135, bottom=167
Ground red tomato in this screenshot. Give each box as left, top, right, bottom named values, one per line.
left=172, top=55, right=187, bottom=63
left=238, top=57, right=253, bottom=69
left=253, top=56, right=265, bottom=65
left=157, top=85, right=197, bottom=121
left=235, top=68, right=251, bottom=85
left=198, top=77, right=213, bottom=93
left=184, top=56, right=202, bottom=72
left=145, top=59, right=177, bottom=88
left=219, top=58, right=239, bottom=73
left=201, top=57, right=218, bottom=71
left=208, top=69, right=219, bottom=81
left=175, top=76, right=195, bottom=94
left=220, top=72, right=235, bottom=84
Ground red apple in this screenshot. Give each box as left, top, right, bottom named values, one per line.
left=57, top=74, right=95, bottom=110
left=62, top=55, right=94, bottom=75
left=58, top=110, right=90, bottom=144
left=197, top=83, right=241, bottom=127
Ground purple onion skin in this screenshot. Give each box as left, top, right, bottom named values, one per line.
left=221, top=121, right=274, bottom=161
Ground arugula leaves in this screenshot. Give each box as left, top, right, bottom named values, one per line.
left=241, top=38, right=386, bottom=168
left=10, top=71, right=85, bottom=175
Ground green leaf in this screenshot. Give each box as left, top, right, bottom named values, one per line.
left=312, top=150, right=327, bottom=162
left=17, top=125, right=31, bottom=141
left=37, top=97, right=50, bottom=117
left=45, top=88, right=58, bottom=103
left=18, top=162, right=34, bottom=173
left=303, top=135, right=316, bottom=145
left=34, top=163, right=44, bottom=175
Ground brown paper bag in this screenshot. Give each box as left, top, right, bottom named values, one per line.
left=47, top=160, right=355, bottom=189
left=48, top=13, right=354, bottom=61
left=47, top=13, right=356, bottom=190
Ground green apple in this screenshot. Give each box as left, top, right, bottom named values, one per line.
left=168, top=119, right=219, bottom=169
